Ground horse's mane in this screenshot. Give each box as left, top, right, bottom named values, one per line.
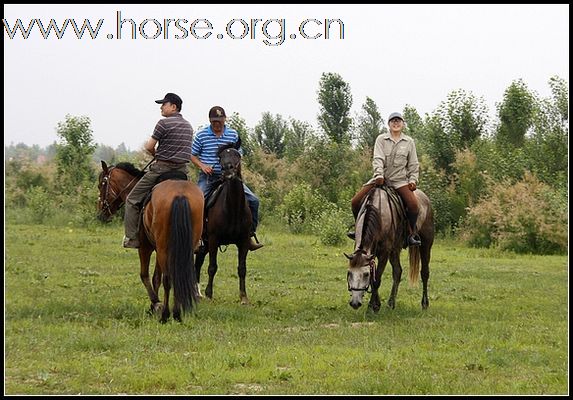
left=115, top=162, right=144, bottom=177
left=360, top=202, right=382, bottom=250
left=350, top=191, right=382, bottom=268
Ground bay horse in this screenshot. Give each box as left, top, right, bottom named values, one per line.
left=97, top=161, right=204, bottom=323
left=194, top=141, right=253, bottom=305
left=345, top=185, right=434, bottom=311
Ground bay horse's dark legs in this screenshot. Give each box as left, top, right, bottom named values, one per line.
left=368, top=253, right=389, bottom=313
left=237, top=243, right=249, bottom=305
left=152, top=261, right=162, bottom=299
left=387, top=251, right=403, bottom=309
left=194, top=245, right=207, bottom=298
left=420, top=242, right=431, bottom=309
left=138, top=245, right=161, bottom=313
left=205, top=240, right=219, bottom=299
left=160, top=272, right=171, bottom=323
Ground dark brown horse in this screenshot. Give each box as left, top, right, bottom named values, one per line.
left=345, top=185, right=434, bottom=311
left=97, top=161, right=204, bottom=322
left=194, top=142, right=253, bottom=305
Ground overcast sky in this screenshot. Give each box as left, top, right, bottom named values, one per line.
left=3, top=4, right=569, bottom=151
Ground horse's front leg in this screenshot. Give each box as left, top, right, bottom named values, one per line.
left=387, top=251, right=402, bottom=309
left=160, top=271, right=171, bottom=323
left=205, top=240, right=218, bottom=299
left=368, top=254, right=388, bottom=313
left=194, top=245, right=208, bottom=299
left=138, top=245, right=161, bottom=314
left=237, top=243, right=249, bottom=305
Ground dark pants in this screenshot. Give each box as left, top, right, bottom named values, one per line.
left=124, top=161, right=188, bottom=239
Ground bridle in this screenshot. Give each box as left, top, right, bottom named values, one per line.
left=347, top=257, right=377, bottom=293
left=98, top=167, right=138, bottom=217
left=219, top=148, right=242, bottom=181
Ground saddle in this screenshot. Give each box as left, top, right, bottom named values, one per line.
left=140, top=170, right=188, bottom=210
left=205, top=180, right=225, bottom=210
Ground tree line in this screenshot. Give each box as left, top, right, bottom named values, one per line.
left=5, top=73, right=568, bottom=254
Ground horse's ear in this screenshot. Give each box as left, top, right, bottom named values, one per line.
left=344, top=252, right=353, bottom=260
left=235, top=136, right=242, bottom=150
left=101, top=160, right=108, bottom=173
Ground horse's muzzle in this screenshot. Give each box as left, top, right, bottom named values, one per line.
left=349, top=299, right=362, bottom=309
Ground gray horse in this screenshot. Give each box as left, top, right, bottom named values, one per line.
left=345, top=186, right=434, bottom=311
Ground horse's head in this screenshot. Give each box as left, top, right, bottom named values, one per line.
left=97, top=160, right=141, bottom=222
left=345, top=249, right=376, bottom=309
left=217, top=141, right=242, bottom=180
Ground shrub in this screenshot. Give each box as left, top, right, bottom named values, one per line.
left=310, top=204, right=353, bottom=246
left=459, top=172, right=567, bottom=254
left=26, top=186, right=55, bottom=223
left=279, top=183, right=328, bottom=233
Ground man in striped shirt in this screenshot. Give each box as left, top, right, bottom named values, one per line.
left=122, top=92, right=194, bottom=248
left=191, top=106, right=263, bottom=251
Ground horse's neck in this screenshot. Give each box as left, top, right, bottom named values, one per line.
left=355, top=190, right=387, bottom=252
left=221, top=177, right=246, bottom=214
left=118, top=174, right=140, bottom=201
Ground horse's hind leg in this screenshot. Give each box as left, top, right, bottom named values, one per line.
left=152, top=260, right=162, bottom=299
left=237, top=245, right=249, bottom=305
left=160, top=272, right=171, bottom=323
left=387, top=252, right=402, bottom=309
left=138, top=246, right=161, bottom=313
left=420, top=244, right=431, bottom=309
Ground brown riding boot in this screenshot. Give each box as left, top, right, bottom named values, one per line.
left=407, top=211, right=421, bottom=247
left=248, top=233, right=263, bottom=251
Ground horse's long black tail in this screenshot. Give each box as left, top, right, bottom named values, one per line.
left=169, top=196, right=200, bottom=313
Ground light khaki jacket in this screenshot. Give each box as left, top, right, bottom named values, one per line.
left=366, top=132, right=419, bottom=189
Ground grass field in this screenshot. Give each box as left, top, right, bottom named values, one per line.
left=4, top=221, right=569, bottom=395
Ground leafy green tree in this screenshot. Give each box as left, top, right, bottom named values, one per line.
left=440, top=89, right=488, bottom=145
left=227, top=112, right=255, bottom=161
left=402, top=105, right=428, bottom=156
left=55, top=115, right=96, bottom=191
left=317, top=72, right=353, bottom=144
left=284, top=118, right=314, bottom=161
left=355, top=96, right=384, bottom=150
left=495, top=79, right=535, bottom=147
left=424, top=114, right=455, bottom=173
left=525, top=76, right=568, bottom=187
left=254, top=112, right=288, bottom=158
left=430, top=89, right=489, bottom=172
left=548, top=75, right=568, bottom=122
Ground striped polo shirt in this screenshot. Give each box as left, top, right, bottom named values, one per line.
left=151, top=113, right=194, bottom=164
left=191, top=125, right=240, bottom=175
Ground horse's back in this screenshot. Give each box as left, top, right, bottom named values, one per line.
left=144, top=180, right=205, bottom=243
left=414, top=189, right=434, bottom=242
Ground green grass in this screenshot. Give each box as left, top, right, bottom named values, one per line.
left=4, top=221, right=568, bottom=394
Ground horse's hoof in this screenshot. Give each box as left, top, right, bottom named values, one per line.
left=240, top=296, right=250, bottom=305
left=369, top=303, right=381, bottom=313
left=387, top=299, right=396, bottom=309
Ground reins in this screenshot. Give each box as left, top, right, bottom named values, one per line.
left=101, top=158, right=155, bottom=214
